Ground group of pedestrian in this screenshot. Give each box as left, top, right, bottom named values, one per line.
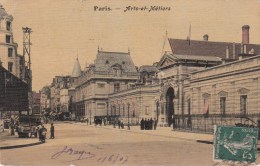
left=36, top=123, right=55, bottom=140
left=140, top=118, right=158, bottom=130
left=94, top=118, right=107, bottom=126
left=117, top=119, right=124, bottom=129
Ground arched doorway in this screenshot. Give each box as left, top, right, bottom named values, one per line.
left=166, top=87, right=175, bottom=126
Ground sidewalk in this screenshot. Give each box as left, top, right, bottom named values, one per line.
left=0, top=130, right=41, bottom=149
left=68, top=122, right=213, bottom=143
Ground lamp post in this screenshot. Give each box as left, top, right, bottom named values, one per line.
left=90, top=109, right=92, bottom=125
left=127, top=103, right=130, bottom=130
left=156, top=101, right=159, bottom=121
left=106, top=101, right=108, bottom=126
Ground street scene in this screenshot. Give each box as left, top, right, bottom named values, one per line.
left=0, top=122, right=221, bottom=166
left=1, top=0, right=260, bottom=165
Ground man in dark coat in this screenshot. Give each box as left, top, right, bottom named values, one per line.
left=118, top=119, right=121, bottom=129
left=149, top=118, right=154, bottom=130
left=154, top=118, right=158, bottom=130
left=140, top=118, right=144, bottom=130
left=50, top=123, right=55, bottom=139
left=144, top=118, right=148, bottom=130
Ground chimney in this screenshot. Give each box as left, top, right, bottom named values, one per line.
left=226, top=46, right=229, bottom=59
left=203, top=34, right=209, bottom=41
left=242, top=25, right=250, bottom=44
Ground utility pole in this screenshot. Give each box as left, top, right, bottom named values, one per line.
left=22, top=27, right=32, bottom=115
left=127, top=103, right=130, bottom=130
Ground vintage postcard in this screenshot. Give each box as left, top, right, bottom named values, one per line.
left=0, top=0, right=260, bottom=165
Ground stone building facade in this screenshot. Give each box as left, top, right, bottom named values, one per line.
left=0, top=4, right=27, bottom=79
left=73, top=50, right=139, bottom=122
left=108, top=65, right=160, bottom=124
left=43, top=25, right=260, bottom=132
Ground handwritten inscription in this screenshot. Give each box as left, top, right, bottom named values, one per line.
left=51, top=146, right=128, bottom=164
left=51, top=146, right=95, bottom=162
left=96, top=154, right=128, bottom=164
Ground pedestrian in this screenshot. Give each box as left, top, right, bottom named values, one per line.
left=150, top=118, right=154, bottom=130
left=144, top=118, right=147, bottom=130
left=154, top=118, right=158, bottom=130
left=50, top=123, right=55, bottom=139
left=113, top=120, right=116, bottom=128
left=103, top=118, right=106, bottom=126
left=121, top=120, right=124, bottom=129
left=118, top=119, right=121, bottom=129
left=140, top=118, right=144, bottom=130
left=172, top=116, right=176, bottom=130
left=86, top=118, right=89, bottom=125
left=10, top=117, right=15, bottom=135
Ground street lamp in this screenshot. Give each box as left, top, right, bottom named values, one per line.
left=156, top=101, right=159, bottom=121
left=127, top=103, right=130, bottom=130
left=90, top=109, right=92, bottom=125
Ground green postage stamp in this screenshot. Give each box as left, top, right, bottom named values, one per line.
left=214, top=125, right=258, bottom=163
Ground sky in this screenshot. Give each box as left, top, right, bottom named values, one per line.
left=0, top=0, right=259, bottom=91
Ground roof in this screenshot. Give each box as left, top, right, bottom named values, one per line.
left=71, top=58, right=82, bottom=77
left=173, top=54, right=222, bottom=62
left=0, top=4, right=13, bottom=20
left=157, top=52, right=222, bottom=68
left=94, top=51, right=137, bottom=73
left=168, top=38, right=260, bottom=59
left=139, top=65, right=158, bottom=73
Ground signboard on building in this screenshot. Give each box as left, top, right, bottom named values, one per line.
left=214, top=125, right=258, bottom=163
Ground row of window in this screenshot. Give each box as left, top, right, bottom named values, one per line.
left=111, top=106, right=136, bottom=117
left=98, top=82, right=135, bottom=93
left=187, top=95, right=248, bottom=115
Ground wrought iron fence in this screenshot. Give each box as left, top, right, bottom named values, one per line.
left=173, top=113, right=260, bottom=135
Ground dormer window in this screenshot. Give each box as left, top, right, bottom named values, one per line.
left=113, top=68, right=122, bottom=77
left=6, top=21, right=11, bottom=31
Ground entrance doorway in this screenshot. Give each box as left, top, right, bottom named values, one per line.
left=166, top=87, right=175, bottom=126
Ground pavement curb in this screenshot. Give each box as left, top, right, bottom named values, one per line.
left=67, top=122, right=214, bottom=144
left=0, top=141, right=43, bottom=150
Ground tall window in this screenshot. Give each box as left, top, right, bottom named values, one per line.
left=202, top=93, right=211, bottom=116
left=8, top=62, right=13, bottom=72
left=8, top=48, right=13, bottom=57
left=203, top=96, right=210, bottom=117
left=220, top=97, right=226, bottom=115
left=114, top=83, right=120, bottom=92
left=240, top=95, right=247, bottom=115
left=133, top=108, right=135, bottom=117
left=6, top=21, right=11, bottom=31
left=145, top=106, right=149, bottom=115
left=6, top=35, right=11, bottom=43
left=187, top=99, right=191, bottom=115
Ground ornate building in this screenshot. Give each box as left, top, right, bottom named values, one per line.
left=43, top=25, right=260, bottom=132
left=73, top=50, right=139, bottom=122
left=155, top=25, right=260, bottom=129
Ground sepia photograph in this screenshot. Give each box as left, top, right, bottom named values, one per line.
left=0, top=0, right=260, bottom=165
